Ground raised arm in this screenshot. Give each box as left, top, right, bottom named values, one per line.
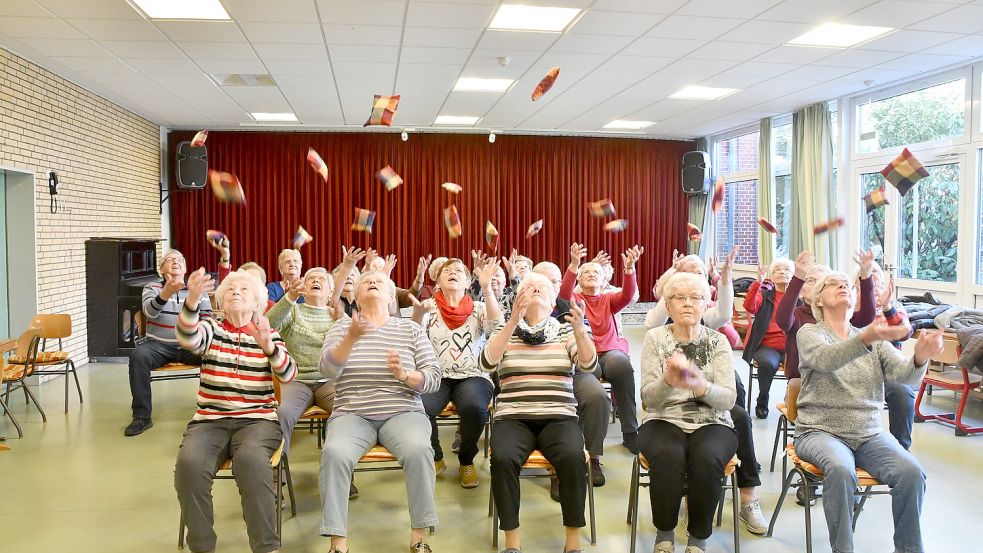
left=743, top=278, right=764, bottom=313
left=475, top=257, right=503, bottom=323
left=175, top=268, right=216, bottom=354
left=318, top=314, right=372, bottom=380
left=481, top=290, right=528, bottom=369
left=564, top=299, right=597, bottom=370
left=331, top=246, right=365, bottom=305
left=644, top=298, right=669, bottom=329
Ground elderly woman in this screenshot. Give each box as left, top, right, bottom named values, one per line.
left=414, top=257, right=502, bottom=489
left=470, top=250, right=517, bottom=314
left=483, top=272, right=596, bottom=553
left=208, top=236, right=276, bottom=310
left=268, top=248, right=303, bottom=303
left=796, top=271, right=941, bottom=553
left=317, top=269, right=441, bottom=553
left=742, top=258, right=794, bottom=418
left=639, top=272, right=738, bottom=553
left=125, top=249, right=213, bottom=437
left=560, top=242, right=642, bottom=453
left=174, top=268, right=297, bottom=553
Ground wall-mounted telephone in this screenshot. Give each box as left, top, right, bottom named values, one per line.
left=48, top=170, right=59, bottom=213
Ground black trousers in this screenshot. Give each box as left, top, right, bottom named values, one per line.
left=128, top=339, right=201, bottom=419
left=490, top=418, right=587, bottom=531
left=732, top=372, right=761, bottom=488
left=750, top=346, right=784, bottom=408
left=422, top=376, right=495, bottom=465
left=638, top=420, right=738, bottom=540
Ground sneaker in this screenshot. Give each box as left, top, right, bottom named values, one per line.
left=739, top=498, right=768, bottom=535
left=549, top=475, right=561, bottom=502
left=622, top=431, right=639, bottom=454
left=349, top=480, right=359, bottom=499
left=434, top=459, right=446, bottom=476
left=451, top=429, right=461, bottom=454
left=754, top=404, right=769, bottom=419
left=460, top=464, right=479, bottom=488
left=653, top=541, right=674, bottom=553
left=684, top=547, right=706, bottom=553
left=411, top=541, right=433, bottom=553
left=795, top=484, right=817, bottom=506
left=124, top=418, right=153, bottom=436
left=590, top=458, right=605, bottom=487
left=501, top=549, right=521, bottom=553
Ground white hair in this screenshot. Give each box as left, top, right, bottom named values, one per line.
left=516, top=271, right=558, bottom=307
left=428, top=256, right=448, bottom=281
left=677, top=254, right=707, bottom=277
left=769, top=258, right=794, bottom=275
left=157, top=249, right=185, bottom=275
left=533, top=261, right=561, bottom=279
left=237, top=262, right=267, bottom=284
left=304, top=267, right=329, bottom=280
left=576, top=262, right=606, bottom=283
left=215, top=269, right=268, bottom=315
left=810, top=270, right=854, bottom=321
left=663, top=272, right=711, bottom=304
left=277, top=248, right=301, bottom=268
left=355, top=270, right=397, bottom=301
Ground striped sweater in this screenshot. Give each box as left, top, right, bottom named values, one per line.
left=143, top=282, right=213, bottom=345
left=319, top=316, right=441, bottom=420
left=176, top=304, right=297, bottom=422
left=480, top=322, right=597, bottom=421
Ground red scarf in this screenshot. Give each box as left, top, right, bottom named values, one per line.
left=434, top=291, right=473, bottom=330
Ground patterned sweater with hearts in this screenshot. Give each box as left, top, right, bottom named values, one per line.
left=421, top=298, right=502, bottom=381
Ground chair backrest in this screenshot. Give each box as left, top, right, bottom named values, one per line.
left=933, top=337, right=960, bottom=367
left=134, top=311, right=146, bottom=337
left=785, top=377, right=801, bottom=422
left=31, top=314, right=72, bottom=339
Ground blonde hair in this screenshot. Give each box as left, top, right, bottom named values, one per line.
left=215, top=270, right=268, bottom=314
left=237, top=262, right=267, bottom=284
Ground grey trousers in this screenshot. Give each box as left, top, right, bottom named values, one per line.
left=174, top=418, right=283, bottom=553
left=276, top=379, right=335, bottom=454
left=318, top=411, right=438, bottom=537
left=574, top=372, right=611, bottom=456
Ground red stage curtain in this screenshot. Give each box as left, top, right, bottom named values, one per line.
left=168, top=131, right=694, bottom=301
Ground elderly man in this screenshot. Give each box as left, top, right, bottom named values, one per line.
left=268, top=248, right=303, bottom=303
left=125, top=249, right=212, bottom=437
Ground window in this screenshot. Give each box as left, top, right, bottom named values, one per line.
left=715, top=132, right=759, bottom=174
left=899, top=162, right=960, bottom=282
left=860, top=172, right=887, bottom=267
left=856, top=78, right=966, bottom=154
left=772, top=122, right=792, bottom=258
left=713, top=130, right=760, bottom=265
left=976, top=149, right=983, bottom=285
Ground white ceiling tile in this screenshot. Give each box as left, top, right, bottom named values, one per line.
left=275, top=74, right=344, bottom=123
left=36, top=0, right=142, bottom=19
left=328, top=44, right=399, bottom=63
left=154, top=21, right=245, bottom=43
left=224, top=0, right=318, bottom=23
left=538, top=51, right=611, bottom=70
left=222, top=86, right=292, bottom=113
left=859, top=30, right=963, bottom=53
left=400, top=46, right=471, bottom=64
left=403, top=27, right=482, bottom=48
left=590, top=0, right=688, bottom=14
left=569, top=10, right=667, bottom=36
left=322, top=24, right=402, bottom=46
left=647, top=16, right=745, bottom=40
left=924, top=34, right=983, bottom=57
left=177, top=41, right=258, bottom=60
left=239, top=22, right=323, bottom=44
left=676, top=0, right=784, bottom=19
left=332, top=61, right=397, bottom=77
left=397, top=63, right=464, bottom=78
left=521, top=70, right=643, bottom=128
left=121, top=57, right=204, bottom=73
left=620, top=37, right=706, bottom=58
left=718, top=20, right=814, bottom=44
left=67, top=18, right=161, bottom=41
left=18, top=38, right=111, bottom=57
left=598, top=55, right=673, bottom=73
left=780, top=65, right=858, bottom=83
left=405, top=1, right=496, bottom=29
left=689, top=41, right=776, bottom=62
left=337, top=76, right=395, bottom=124
left=658, top=59, right=736, bottom=80
left=476, top=30, right=559, bottom=51
left=839, top=1, right=964, bottom=30
left=751, top=45, right=838, bottom=65
left=317, top=0, right=406, bottom=26
left=253, top=43, right=327, bottom=61
left=909, top=5, right=983, bottom=34
left=387, top=78, right=450, bottom=125
left=81, top=71, right=155, bottom=86
left=265, top=60, right=334, bottom=75
left=0, top=16, right=85, bottom=39
left=0, top=0, right=53, bottom=17
left=99, top=40, right=185, bottom=59
left=551, top=34, right=634, bottom=54
left=441, top=91, right=504, bottom=116
left=195, top=59, right=267, bottom=74
left=757, top=0, right=879, bottom=24
left=49, top=56, right=133, bottom=72
left=876, top=53, right=971, bottom=73
left=820, top=48, right=903, bottom=68
left=715, top=61, right=801, bottom=80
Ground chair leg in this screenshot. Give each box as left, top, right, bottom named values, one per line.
left=731, top=473, right=741, bottom=553
left=766, top=466, right=798, bottom=537
left=0, top=394, right=24, bottom=438
left=770, top=415, right=785, bottom=472
left=23, top=383, right=47, bottom=423
left=284, top=455, right=297, bottom=517
left=70, top=361, right=83, bottom=404
left=801, top=470, right=814, bottom=553
left=629, top=456, right=640, bottom=553
left=587, top=460, right=596, bottom=545
left=275, top=461, right=283, bottom=545
left=177, top=514, right=185, bottom=549
left=63, top=365, right=70, bottom=413
left=852, top=485, right=873, bottom=531
left=747, top=366, right=755, bottom=414
left=490, top=485, right=498, bottom=549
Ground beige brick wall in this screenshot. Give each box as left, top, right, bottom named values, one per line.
left=0, top=47, right=162, bottom=364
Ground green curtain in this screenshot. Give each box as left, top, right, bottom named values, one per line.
left=757, top=118, right=774, bottom=265
left=791, top=102, right=836, bottom=265
left=688, top=138, right=711, bottom=257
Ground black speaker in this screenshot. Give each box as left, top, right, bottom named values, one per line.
left=176, top=141, right=208, bottom=189
left=681, top=151, right=710, bottom=195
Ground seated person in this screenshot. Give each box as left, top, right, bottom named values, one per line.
left=560, top=243, right=642, bottom=453
left=208, top=235, right=274, bottom=311
left=742, top=258, right=794, bottom=418
left=796, top=271, right=941, bottom=553
left=317, top=270, right=441, bottom=553
left=332, top=247, right=427, bottom=317
left=267, top=248, right=303, bottom=303
left=125, top=249, right=212, bottom=437
left=639, top=272, right=738, bottom=553
left=173, top=268, right=297, bottom=553
left=414, top=258, right=502, bottom=489
left=483, top=273, right=597, bottom=553
left=644, top=253, right=736, bottom=346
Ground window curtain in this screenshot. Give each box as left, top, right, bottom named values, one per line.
left=687, top=138, right=712, bottom=257
left=791, top=102, right=836, bottom=265
left=757, top=118, right=774, bottom=266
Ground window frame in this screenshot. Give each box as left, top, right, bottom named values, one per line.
left=710, top=124, right=761, bottom=269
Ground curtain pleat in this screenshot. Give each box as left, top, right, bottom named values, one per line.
left=757, top=118, right=774, bottom=265
left=168, top=131, right=693, bottom=301
left=791, top=104, right=836, bottom=264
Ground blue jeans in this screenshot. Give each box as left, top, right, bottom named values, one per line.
left=796, top=431, right=925, bottom=553
left=422, top=376, right=494, bottom=465
left=885, top=381, right=915, bottom=450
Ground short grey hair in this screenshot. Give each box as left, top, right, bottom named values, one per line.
left=277, top=248, right=302, bottom=268
left=237, top=262, right=267, bottom=284
left=533, top=261, right=561, bottom=279
left=355, top=270, right=397, bottom=301
left=677, top=254, right=707, bottom=277
left=516, top=271, right=558, bottom=307
left=576, top=262, right=606, bottom=283
left=663, top=272, right=711, bottom=304
left=158, top=249, right=185, bottom=275
left=810, top=270, right=853, bottom=321
left=215, top=269, right=268, bottom=315
left=428, top=256, right=448, bottom=281
left=770, top=258, right=794, bottom=275
left=304, top=267, right=329, bottom=281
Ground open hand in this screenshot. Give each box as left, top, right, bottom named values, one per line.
left=913, top=330, right=944, bottom=367
left=622, top=245, right=644, bottom=271
left=342, top=246, right=367, bottom=267
left=564, top=299, right=588, bottom=334
left=387, top=349, right=409, bottom=383
left=794, top=250, right=814, bottom=280
left=861, top=315, right=912, bottom=345
left=720, top=246, right=739, bottom=283
left=184, top=268, right=213, bottom=304
left=569, top=243, right=587, bottom=269
left=245, top=314, right=275, bottom=355
left=347, top=311, right=375, bottom=340
left=853, top=249, right=875, bottom=280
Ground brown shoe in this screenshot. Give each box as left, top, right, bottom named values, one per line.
left=460, top=464, right=479, bottom=488
left=434, top=459, right=446, bottom=476
left=411, top=541, right=433, bottom=553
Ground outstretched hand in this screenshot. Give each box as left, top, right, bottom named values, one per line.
left=342, top=246, right=367, bottom=267
left=245, top=314, right=275, bottom=355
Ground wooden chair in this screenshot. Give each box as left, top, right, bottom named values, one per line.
left=133, top=312, right=201, bottom=382
left=352, top=445, right=436, bottom=533
left=18, top=314, right=83, bottom=412
left=770, top=378, right=801, bottom=473
left=732, top=301, right=753, bottom=339
left=767, top=444, right=890, bottom=553
left=298, top=405, right=330, bottom=448
left=435, top=402, right=492, bottom=458
left=1, top=328, right=47, bottom=438
left=914, top=334, right=983, bottom=436
left=747, top=356, right=787, bottom=416
left=626, top=454, right=740, bottom=553
left=488, top=448, right=597, bottom=548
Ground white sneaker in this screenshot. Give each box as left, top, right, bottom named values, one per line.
left=653, top=541, right=674, bottom=553
left=739, top=498, right=768, bottom=535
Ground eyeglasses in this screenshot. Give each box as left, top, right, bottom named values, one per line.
left=670, top=294, right=705, bottom=305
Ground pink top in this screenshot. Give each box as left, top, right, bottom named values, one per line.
left=559, top=269, right=637, bottom=354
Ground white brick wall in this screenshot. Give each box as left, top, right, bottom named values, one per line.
left=0, top=47, right=162, bottom=364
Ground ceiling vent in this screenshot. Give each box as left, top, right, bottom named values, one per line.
left=210, top=74, right=276, bottom=86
